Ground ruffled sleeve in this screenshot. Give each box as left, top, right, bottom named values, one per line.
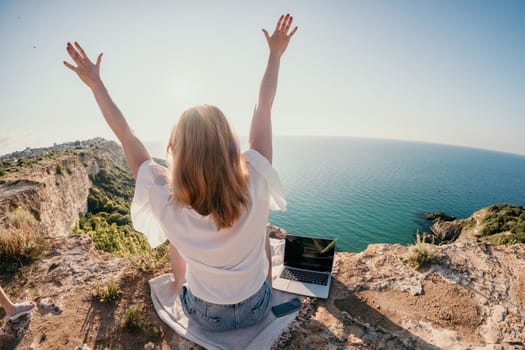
left=130, top=159, right=171, bottom=248
left=244, top=149, right=287, bottom=211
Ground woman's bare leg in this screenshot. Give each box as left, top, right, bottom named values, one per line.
left=170, top=244, right=187, bottom=293
left=0, top=286, right=16, bottom=315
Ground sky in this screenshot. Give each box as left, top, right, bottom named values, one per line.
left=1, top=0, right=524, bottom=156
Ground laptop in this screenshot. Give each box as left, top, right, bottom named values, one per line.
left=272, top=234, right=336, bottom=299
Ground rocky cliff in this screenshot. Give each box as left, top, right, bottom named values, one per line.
left=0, top=140, right=125, bottom=237
left=1, top=141, right=524, bottom=349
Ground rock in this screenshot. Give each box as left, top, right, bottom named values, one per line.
left=430, top=219, right=465, bottom=243
left=424, top=211, right=456, bottom=222
left=143, top=342, right=155, bottom=350
left=37, top=298, right=63, bottom=315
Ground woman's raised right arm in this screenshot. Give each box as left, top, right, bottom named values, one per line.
left=64, top=42, right=150, bottom=179
left=249, top=14, right=298, bottom=164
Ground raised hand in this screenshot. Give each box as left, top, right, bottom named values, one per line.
left=63, top=41, right=150, bottom=178
left=262, top=14, right=298, bottom=58
left=64, top=42, right=103, bottom=89
left=249, top=14, right=298, bottom=163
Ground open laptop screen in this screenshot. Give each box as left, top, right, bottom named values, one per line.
left=284, top=235, right=336, bottom=272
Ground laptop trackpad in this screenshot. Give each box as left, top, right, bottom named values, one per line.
left=273, top=277, right=291, bottom=291
left=286, top=281, right=325, bottom=298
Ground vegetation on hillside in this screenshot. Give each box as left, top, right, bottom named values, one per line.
left=1, top=140, right=169, bottom=271
left=0, top=150, right=77, bottom=179
left=477, top=204, right=525, bottom=245
left=73, top=161, right=169, bottom=270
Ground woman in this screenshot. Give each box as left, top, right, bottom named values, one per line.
left=64, top=14, right=297, bottom=331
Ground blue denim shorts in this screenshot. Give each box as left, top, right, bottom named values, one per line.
left=180, top=281, right=272, bottom=331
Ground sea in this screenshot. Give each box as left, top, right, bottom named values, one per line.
left=146, top=136, right=525, bottom=252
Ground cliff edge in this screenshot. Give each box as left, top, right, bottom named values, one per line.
left=1, top=140, right=524, bottom=349
left=1, top=232, right=523, bottom=349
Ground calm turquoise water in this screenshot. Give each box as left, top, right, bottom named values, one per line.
left=147, top=137, right=525, bottom=252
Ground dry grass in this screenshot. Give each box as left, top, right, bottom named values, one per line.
left=5, top=207, right=38, bottom=229
left=0, top=208, right=45, bottom=270
left=405, top=232, right=438, bottom=269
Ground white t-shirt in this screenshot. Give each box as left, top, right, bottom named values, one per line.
left=130, top=149, right=286, bottom=304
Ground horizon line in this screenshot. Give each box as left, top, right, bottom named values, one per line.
left=2, top=134, right=524, bottom=159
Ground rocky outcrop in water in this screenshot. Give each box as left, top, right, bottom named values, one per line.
left=424, top=211, right=456, bottom=222
left=429, top=219, right=465, bottom=243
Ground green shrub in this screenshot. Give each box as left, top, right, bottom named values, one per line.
left=107, top=212, right=130, bottom=226
left=478, top=204, right=525, bottom=244
left=87, top=188, right=106, bottom=213
left=122, top=304, right=150, bottom=332
left=76, top=160, right=169, bottom=271
left=56, top=164, right=64, bottom=176
left=0, top=153, right=74, bottom=177
left=92, top=277, right=121, bottom=303
left=89, top=165, right=134, bottom=202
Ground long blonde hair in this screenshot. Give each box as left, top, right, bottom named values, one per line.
left=167, top=105, right=249, bottom=229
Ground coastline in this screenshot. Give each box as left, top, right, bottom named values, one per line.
left=1, top=138, right=524, bottom=348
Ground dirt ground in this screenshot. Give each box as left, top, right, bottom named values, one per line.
left=0, top=236, right=200, bottom=350
left=1, top=236, right=524, bottom=350
left=272, top=270, right=487, bottom=350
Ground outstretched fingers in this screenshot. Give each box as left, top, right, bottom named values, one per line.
left=263, top=14, right=298, bottom=57
left=284, top=15, right=292, bottom=31
left=74, top=41, right=87, bottom=60
left=279, top=14, right=292, bottom=32
left=63, top=60, right=77, bottom=72
left=279, top=14, right=289, bottom=32
left=288, top=25, right=298, bottom=38
left=283, top=15, right=297, bottom=36
left=64, top=41, right=103, bottom=88
left=95, top=53, right=103, bottom=68
left=66, top=42, right=83, bottom=65
left=262, top=28, right=270, bottom=43
left=275, top=14, right=297, bottom=37
left=275, top=14, right=284, bottom=32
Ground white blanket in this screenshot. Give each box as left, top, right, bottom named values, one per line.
left=149, top=274, right=300, bottom=350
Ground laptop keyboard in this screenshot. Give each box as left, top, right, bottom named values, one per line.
left=280, top=268, right=329, bottom=286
